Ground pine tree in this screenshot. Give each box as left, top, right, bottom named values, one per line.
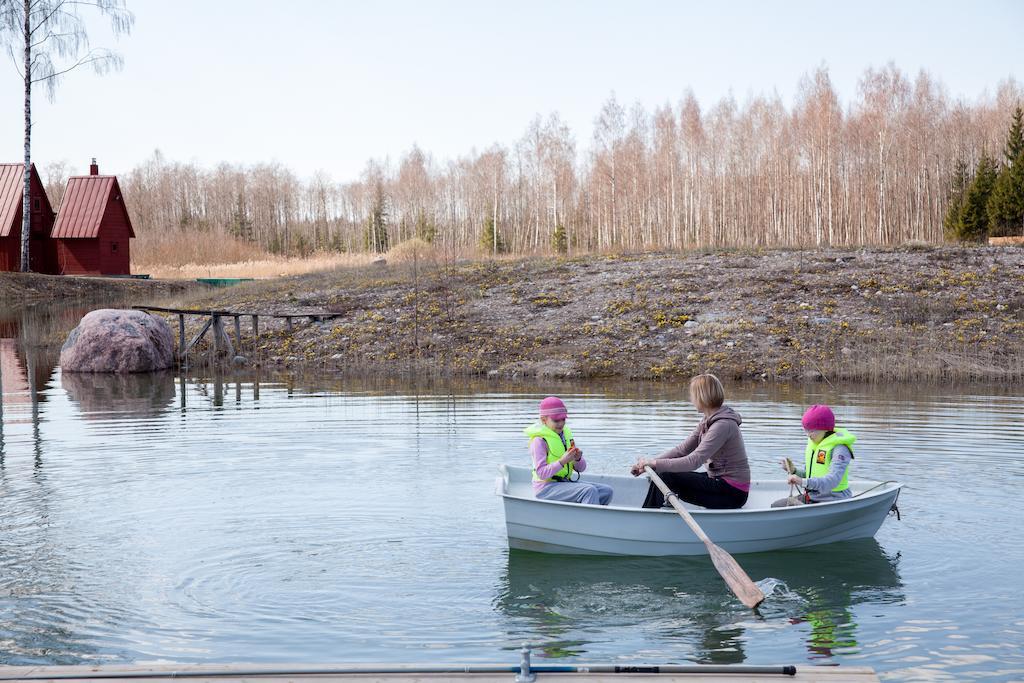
left=988, top=150, right=1024, bottom=237
left=552, top=224, right=568, bottom=254
left=415, top=211, right=436, bottom=243
left=986, top=107, right=1024, bottom=237
left=1003, top=106, right=1024, bottom=165
left=480, top=215, right=506, bottom=254
left=364, top=184, right=390, bottom=253
left=956, top=153, right=998, bottom=242
left=943, top=159, right=970, bottom=240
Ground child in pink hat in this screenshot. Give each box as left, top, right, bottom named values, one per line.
left=773, top=404, right=856, bottom=506
left=524, top=396, right=613, bottom=505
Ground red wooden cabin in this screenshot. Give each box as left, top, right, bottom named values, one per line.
left=0, top=163, right=57, bottom=273
left=51, top=161, right=134, bottom=276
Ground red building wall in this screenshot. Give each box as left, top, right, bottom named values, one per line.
left=55, top=192, right=132, bottom=276
left=0, top=169, right=57, bottom=273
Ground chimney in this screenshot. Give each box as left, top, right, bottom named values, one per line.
left=89, top=158, right=99, bottom=176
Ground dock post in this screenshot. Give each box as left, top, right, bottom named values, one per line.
left=177, top=314, right=185, bottom=360
left=212, top=314, right=220, bottom=356
left=212, top=314, right=235, bottom=360
left=286, top=316, right=293, bottom=333
left=251, top=314, right=259, bottom=352
left=234, top=315, right=242, bottom=352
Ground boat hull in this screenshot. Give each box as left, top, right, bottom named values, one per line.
left=498, top=466, right=901, bottom=556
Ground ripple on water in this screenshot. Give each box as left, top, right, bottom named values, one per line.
left=0, top=377, right=1022, bottom=676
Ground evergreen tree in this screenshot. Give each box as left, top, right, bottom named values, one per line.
left=986, top=107, right=1024, bottom=237
left=988, top=150, right=1024, bottom=237
left=415, top=211, right=436, bottom=243
left=480, top=215, right=506, bottom=254
left=552, top=223, right=568, bottom=254
left=363, top=183, right=390, bottom=253
left=956, top=153, right=998, bottom=242
left=943, top=159, right=970, bottom=240
left=1003, top=106, right=1024, bottom=165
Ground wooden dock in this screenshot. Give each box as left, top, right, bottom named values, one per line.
left=0, top=663, right=881, bottom=682
left=132, top=305, right=345, bottom=362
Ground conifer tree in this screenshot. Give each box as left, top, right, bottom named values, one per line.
left=480, top=215, right=506, bottom=254
left=987, top=107, right=1024, bottom=237
left=956, top=153, right=998, bottom=242
left=1003, top=107, right=1024, bottom=165
left=552, top=223, right=568, bottom=254
left=988, top=150, right=1024, bottom=237
left=364, top=183, right=389, bottom=253
left=943, top=159, right=970, bottom=240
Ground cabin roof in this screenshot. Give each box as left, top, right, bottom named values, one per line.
left=51, top=175, right=134, bottom=239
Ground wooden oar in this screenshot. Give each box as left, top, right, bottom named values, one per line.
left=644, top=466, right=765, bottom=609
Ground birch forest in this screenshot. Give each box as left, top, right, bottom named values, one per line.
left=48, top=66, right=1024, bottom=256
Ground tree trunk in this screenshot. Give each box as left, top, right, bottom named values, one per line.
left=20, top=0, right=32, bottom=272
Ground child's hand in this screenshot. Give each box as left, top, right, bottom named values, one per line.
left=780, top=458, right=795, bottom=474
left=568, top=447, right=582, bottom=461
left=787, top=474, right=803, bottom=487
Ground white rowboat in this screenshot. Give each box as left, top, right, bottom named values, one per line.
left=497, top=465, right=902, bottom=556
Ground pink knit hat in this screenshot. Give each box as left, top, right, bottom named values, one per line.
left=539, top=396, right=568, bottom=420
left=802, top=404, right=835, bottom=431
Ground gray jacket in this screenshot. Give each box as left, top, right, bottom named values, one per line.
left=653, top=405, right=751, bottom=485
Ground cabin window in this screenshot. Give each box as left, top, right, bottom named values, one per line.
left=112, top=242, right=119, bottom=252
left=32, top=199, right=40, bottom=210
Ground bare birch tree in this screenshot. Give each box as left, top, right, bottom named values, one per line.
left=0, top=0, right=133, bottom=271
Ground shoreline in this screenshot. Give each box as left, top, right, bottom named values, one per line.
left=154, top=244, right=1024, bottom=384
left=0, top=271, right=199, bottom=305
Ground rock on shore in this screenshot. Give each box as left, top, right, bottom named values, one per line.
left=60, top=309, right=176, bottom=373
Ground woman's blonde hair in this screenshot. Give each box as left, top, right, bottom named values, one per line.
left=689, top=373, right=725, bottom=410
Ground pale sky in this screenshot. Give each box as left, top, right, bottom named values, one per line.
left=1, top=0, right=1021, bottom=183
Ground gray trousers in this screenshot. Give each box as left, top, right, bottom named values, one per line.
left=536, top=481, right=614, bottom=506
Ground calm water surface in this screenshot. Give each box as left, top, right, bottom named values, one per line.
left=1, top=308, right=1022, bottom=681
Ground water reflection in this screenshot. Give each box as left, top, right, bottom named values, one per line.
left=0, top=310, right=59, bottom=468
left=61, top=371, right=176, bottom=419
left=497, top=539, right=902, bottom=664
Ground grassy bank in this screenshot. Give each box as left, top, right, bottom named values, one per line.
left=147, top=245, right=1024, bottom=383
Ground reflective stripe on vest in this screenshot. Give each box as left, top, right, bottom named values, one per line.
left=525, top=422, right=575, bottom=482
left=803, top=427, right=856, bottom=493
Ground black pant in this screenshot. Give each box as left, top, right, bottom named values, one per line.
left=642, top=471, right=748, bottom=510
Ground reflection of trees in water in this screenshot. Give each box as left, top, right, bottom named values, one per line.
left=61, top=371, right=175, bottom=419
left=496, top=539, right=902, bottom=665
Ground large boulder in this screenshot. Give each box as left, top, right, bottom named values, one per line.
left=60, top=309, right=176, bottom=373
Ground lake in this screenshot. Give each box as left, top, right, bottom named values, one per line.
left=0, top=305, right=1022, bottom=682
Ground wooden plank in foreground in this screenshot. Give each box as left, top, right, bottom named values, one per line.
left=0, top=663, right=881, bottom=683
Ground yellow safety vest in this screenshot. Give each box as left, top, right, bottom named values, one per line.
left=803, top=428, right=855, bottom=493
left=525, top=422, right=575, bottom=482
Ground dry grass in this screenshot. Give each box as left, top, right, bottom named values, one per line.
left=132, top=228, right=375, bottom=279
left=132, top=232, right=483, bottom=279
left=132, top=229, right=267, bottom=268
left=137, top=253, right=378, bottom=280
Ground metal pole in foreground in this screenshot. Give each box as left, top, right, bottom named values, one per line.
left=515, top=644, right=536, bottom=683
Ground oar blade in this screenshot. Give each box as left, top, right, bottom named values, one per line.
left=706, top=542, right=764, bottom=609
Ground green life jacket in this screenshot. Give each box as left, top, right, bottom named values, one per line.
left=803, top=428, right=856, bottom=493
left=525, top=422, right=575, bottom=482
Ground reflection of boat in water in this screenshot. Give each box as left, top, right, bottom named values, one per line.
left=497, top=539, right=903, bottom=664
left=498, top=465, right=902, bottom=556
